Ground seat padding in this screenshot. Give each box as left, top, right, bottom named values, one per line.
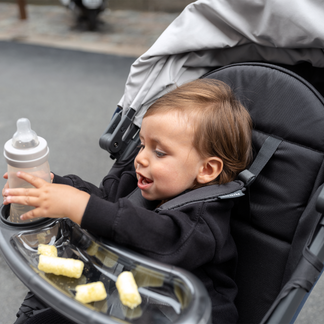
left=204, top=63, right=324, bottom=323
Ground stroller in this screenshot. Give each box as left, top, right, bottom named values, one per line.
left=1, top=0, right=324, bottom=323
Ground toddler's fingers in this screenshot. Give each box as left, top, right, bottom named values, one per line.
left=2, top=173, right=9, bottom=199
left=4, top=187, right=39, bottom=198
left=16, top=172, right=46, bottom=188
left=20, top=209, right=42, bottom=221
left=2, top=182, right=9, bottom=199
left=5, top=195, right=39, bottom=207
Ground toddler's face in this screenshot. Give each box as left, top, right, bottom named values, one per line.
left=134, top=111, right=203, bottom=201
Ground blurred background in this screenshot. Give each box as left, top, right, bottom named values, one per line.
left=0, top=1, right=323, bottom=323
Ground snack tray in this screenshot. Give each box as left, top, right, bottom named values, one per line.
left=0, top=204, right=211, bottom=324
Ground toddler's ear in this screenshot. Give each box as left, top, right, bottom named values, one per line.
left=196, top=157, right=223, bottom=184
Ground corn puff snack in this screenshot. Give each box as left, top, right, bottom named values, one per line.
left=38, top=255, right=84, bottom=279
left=116, top=271, right=142, bottom=309
left=75, top=282, right=107, bottom=304
left=38, top=244, right=57, bottom=257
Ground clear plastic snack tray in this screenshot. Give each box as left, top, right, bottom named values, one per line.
left=0, top=204, right=211, bottom=324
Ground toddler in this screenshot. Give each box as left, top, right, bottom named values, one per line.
left=3, top=79, right=252, bottom=324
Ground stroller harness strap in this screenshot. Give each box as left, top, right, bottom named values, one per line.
left=127, top=181, right=245, bottom=212
left=238, top=136, right=282, bottom=187
left=249, top=136, right=282, bottom=179
left=157, top=180, right=245, bottom=211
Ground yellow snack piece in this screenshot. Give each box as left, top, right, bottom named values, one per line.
left=38, top=244, right=57, bottom=257
left=116, top=271, right=142, bottom=309
left=38, top=255, right=84, bottom=279
left=75, top=282, right=107, bottom=304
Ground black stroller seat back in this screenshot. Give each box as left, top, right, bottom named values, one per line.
left=203, top=63, right=324, bottom=323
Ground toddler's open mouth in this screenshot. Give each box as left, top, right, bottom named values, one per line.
left=137, top=174, right=153, bottom=190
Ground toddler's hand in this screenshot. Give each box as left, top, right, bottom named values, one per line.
left=2, top=172, right=53, bottom=202
left=3, top=172, right=90, bottom=225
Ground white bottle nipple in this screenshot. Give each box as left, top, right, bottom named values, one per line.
left=12, top=118, right=39, bottom=149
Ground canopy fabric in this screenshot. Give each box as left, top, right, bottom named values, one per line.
left=118, top=0, right=324, bottom=127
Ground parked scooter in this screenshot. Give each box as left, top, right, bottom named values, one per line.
left=60, top=0, right=107, bottom=31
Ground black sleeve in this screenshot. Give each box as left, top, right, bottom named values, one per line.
left=81, top=195, right=218, bottom=270
left=52, top=147, right=139, bottom=202
left=53, top=173, right=106, bottom=198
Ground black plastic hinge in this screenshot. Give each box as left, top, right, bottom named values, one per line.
left=99, top=108, right=140, bottom=161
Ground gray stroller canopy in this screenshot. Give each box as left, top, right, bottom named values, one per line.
left=118, top=0, right=324, bottom=128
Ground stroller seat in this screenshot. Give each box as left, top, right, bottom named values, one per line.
left=203, top=62, right=324, bottom=323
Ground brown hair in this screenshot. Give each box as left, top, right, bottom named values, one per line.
left=144, top=79, right=252, bottom=185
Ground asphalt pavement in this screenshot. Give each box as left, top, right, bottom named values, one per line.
left=0, top=3, right=324, bottom=324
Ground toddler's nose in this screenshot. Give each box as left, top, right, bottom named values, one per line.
left=135, top=149, right=149, bottom=167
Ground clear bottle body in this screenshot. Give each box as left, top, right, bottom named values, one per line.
left=8, top=161, right=51, bottom=223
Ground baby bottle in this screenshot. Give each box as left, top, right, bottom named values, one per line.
left=4, top=118, right=51, bottom=223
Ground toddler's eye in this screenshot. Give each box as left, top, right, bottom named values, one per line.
left=138, top=144, right=145, bottom=151
left=155, top=150, right=166, bottom=158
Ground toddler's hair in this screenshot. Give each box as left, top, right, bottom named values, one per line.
left=145, top=79, right=252, bottom=185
